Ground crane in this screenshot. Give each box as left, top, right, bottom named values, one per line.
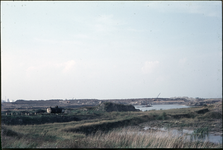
left=157, top=93, right=161, bottom=98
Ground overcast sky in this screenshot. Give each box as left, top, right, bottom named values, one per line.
left=1, top=1, right=222, bottom=101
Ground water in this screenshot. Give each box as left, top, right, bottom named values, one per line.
left=134, top=104, right=192, bottom=111
left=133, top=104, right=222, bottom=144
left=143, top=126, right=222, bottom=144
left=120, top=128, right=222, bottom=144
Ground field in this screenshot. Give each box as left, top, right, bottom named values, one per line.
left=1, top=102, right=222, bottom=148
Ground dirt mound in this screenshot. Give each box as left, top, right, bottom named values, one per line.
left=96, top=102, right=140, bottom=112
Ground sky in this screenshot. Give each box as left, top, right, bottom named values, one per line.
left=1, top=1, right=222, bottom=101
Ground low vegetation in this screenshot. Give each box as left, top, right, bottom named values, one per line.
left=2, top=127, right=221, bottom=148
left=1, top=103, right=222, bottom=148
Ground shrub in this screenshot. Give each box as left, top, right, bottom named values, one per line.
left=1, top=126, right=21, bottom=137
left=162, top=112, right=167, bottom=120
left=154, top=112, right=167, bottom=120
left=36, top=109, right=46, bottom=113
left=203, top=112, right=222, bottom=119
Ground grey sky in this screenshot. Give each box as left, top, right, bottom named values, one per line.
left=1, top=1, right=222, bottom=100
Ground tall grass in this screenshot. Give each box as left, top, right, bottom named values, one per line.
left=2, top=124, right=222, bottom=148
left=42, top=127, right=221, bottom=148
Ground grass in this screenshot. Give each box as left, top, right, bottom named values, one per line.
left=1, top=107, right=143, bottom=125
left=2, top=104, right=215, bottom=125
left=154, top=112, right=167, bottom=120
left=2, top=126, right=221, bottom=148
left=193, top=127, right=209, bottom=137
left=1, top=103, right=222, bottom=148
left=79, top=127, right=221, bottom=148
left=61, top=114, right=153, bottom=135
